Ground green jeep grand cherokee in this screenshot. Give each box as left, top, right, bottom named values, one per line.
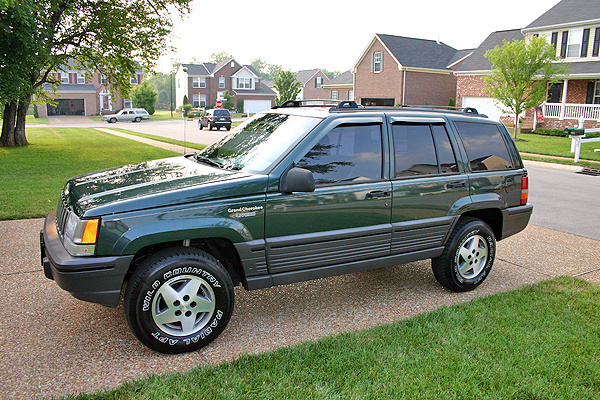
left=41, top=101, right=532, bottom=353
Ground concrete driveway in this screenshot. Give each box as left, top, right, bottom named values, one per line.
left=1, top=218, right=599, bottom=399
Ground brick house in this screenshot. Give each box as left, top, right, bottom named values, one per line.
left=352, top=34, right=471, bottom=107
left=455, top=0, right=600, bottom=130
left=294, top=69, right=330, bottom=101
left=175, top=58, right=276, bottom=114
left=322, top=71, right=354, bottom=101
left=36, top=59, right=142, bottom=117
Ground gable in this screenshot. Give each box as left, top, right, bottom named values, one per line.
left=455, top=29, right=524, bottom=73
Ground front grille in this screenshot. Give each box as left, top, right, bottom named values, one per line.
left=55, top=194, right=70, bottom=239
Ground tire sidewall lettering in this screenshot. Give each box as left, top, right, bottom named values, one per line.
left=453, top=228, right=495, bottom=285
left=139, top=264, right=226, bottom=347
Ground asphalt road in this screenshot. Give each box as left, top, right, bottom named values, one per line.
left=525, top=161, right=600, bottom=240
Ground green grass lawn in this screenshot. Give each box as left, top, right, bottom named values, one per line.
left=62, top=277, right=600, bottom=400
left=515, top=133, right=600, bottom=167
left=0, top=127, right=177, bottom=220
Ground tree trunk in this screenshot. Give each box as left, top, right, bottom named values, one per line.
left=0, top=99, right=30, bottom=147
left=1, top=101, right=17, bottom=147
left=14, top=98, right=31, bottom=146
left=514, top=113, right=520, bottom=139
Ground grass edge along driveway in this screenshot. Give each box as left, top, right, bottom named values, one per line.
left=62, top=277, right=600, bottom=400
left=0, top=127, right=177, bottom=221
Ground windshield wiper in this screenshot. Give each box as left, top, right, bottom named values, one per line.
left=193, top=155, right=223, bottom=169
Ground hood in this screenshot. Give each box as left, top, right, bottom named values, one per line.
left=64, top=156, right=268, bottom=217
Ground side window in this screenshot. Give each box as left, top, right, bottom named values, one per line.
left=392, top=124, right=438, bottom=177
left=431, top=125, right=459, bottom=173
left=298, top=124, right=383, bottom=184
left=454, top=121, right=514, bottom=171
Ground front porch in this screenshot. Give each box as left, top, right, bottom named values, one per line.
left=538, top=102, right=600, bottom=130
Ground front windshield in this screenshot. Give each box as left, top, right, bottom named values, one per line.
left=196, top=113, right=321, bottom=173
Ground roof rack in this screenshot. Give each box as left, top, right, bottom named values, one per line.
left=272, top=100, right=487, bottom=118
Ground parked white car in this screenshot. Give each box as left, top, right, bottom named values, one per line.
left=102, top=108, right=150, bottom=123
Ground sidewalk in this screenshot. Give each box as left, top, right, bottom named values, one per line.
left=0, top=218, right=599, bottom=399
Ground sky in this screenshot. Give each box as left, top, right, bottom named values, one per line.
left=156, top=0, right=562, bottom=74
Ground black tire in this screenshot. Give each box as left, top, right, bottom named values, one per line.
left=226, top=125, right=231, bottom=131
left=124, top=247, right=234, bottom=354
left=209, top=123, right=213, bottom=130
left=134, top=117, right=141, bottom=123
left=198, top=121, right=203, bottom=130
left=109, top=117, right=117, bottom=123
left=432, top=217, right=496, bottom=292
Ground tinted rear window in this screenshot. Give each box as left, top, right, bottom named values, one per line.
left=454, top=121, right=513, bottom=171
left=214, top=110, right=230, bottom=117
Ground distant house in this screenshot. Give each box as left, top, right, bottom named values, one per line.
left=36, top=59, right=142, bottom=117
left=175, top=59, right=276, bottom=114
left=352, top=33, right=471, bottom=107
left=455, top=0, right=600, bottom=130
left=294, top=69, right=331, bottom=101
left=322, top=71, right=354, bottom=101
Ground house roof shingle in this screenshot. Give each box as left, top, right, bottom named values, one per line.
left=455, top=29, right=524, bottom=72
left=376, top=34, right=460, bottom=70
left=524, top=0, right=600, bottom=30
left=322, top=71, right=353, bottom=86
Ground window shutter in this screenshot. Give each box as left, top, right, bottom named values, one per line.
left=586, top=82, right=595, bottom=104
left=581, top=29, right=590, bottom=57
left=380, top=52, right=383, bottom=72
left=551, top=32, right=558, bottom=49
left=370, top=53, right=374, bottom=72
left=593, top=28, right=600, bottom=57
left=560, top=31, right=568, bottom=58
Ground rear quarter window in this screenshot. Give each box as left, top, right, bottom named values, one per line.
left=454, top=121, right=514, bottom=171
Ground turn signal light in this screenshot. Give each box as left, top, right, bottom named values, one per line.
left=81, top=219, right=100, bottom=244
left=520, top=176, right=529, bottom=205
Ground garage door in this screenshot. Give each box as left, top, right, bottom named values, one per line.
left=462, top=97, right=508, bottom=121
left=244, top=100, right=272, bottom=114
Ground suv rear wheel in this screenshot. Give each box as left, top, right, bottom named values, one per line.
left=432, top=217, right=496, bottom=292
left=124, top=247, right=234, bottom=353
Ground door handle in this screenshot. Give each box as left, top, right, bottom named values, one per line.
left=446, top=181, right=466, bottom=189
left=366, top=190, right=391, bottom=199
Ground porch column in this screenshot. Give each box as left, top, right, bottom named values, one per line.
left=559, top=79, right=569, bottom=120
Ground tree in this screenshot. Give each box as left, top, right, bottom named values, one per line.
left=210, top=52, right=233, bottom=63
left=131, top=81, right=157, bottom=114
left=251, top=58, right=282, bottom=80
left=221, top=90, right=234, bottom=111
left=273, top=70, right=301, bottom=105
left=483, top=36, right=569, bottom=138
left=0, top=0, right=192, bottom=147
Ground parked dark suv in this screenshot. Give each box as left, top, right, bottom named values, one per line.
left=198, top=108, right=231, bottom=130
left=41, top=101, right=532, bottom=354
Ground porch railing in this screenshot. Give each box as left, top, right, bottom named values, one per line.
left=541, top=102, right=600, bottom=121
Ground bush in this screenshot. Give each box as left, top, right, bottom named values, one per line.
left=532, top=128, right=565, bottom=136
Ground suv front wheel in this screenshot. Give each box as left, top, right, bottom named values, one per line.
left=432, top=217, right=496, bottom=292
left=124, top=247, right=234, bottom=353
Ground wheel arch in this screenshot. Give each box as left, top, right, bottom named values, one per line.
left=460, top=208, right=503, bottom=240
left=128, top=237, right=244, bottom=287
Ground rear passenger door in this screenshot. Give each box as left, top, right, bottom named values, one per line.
left=388, top=117, right=469, bottom=255
left=264, top=118, right=392, bottom=275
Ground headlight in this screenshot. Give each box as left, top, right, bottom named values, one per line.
left=62, top=213, right=100, bottom=256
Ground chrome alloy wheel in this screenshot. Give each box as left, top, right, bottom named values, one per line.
left=457, top=234, right=489, bottom=280
left=151, top=275, right=215, bottom=336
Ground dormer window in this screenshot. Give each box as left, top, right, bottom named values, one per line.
left=315, top=76, right=323, bottom=88
left=237, top=77, right=251, bottom=89
left=60, top=73, right=69, bottom=84
left=77, top=74, right=85, bottom=84
left=130, top=76, right=138, bottom=84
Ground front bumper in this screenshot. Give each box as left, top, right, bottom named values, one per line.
left=41, top=211, right=134, bottom=307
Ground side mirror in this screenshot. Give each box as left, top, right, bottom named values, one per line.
left=280, top=167, right=315, bottom=193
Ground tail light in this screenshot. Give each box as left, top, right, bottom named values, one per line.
left=520, top=176, right=529, bottom=205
